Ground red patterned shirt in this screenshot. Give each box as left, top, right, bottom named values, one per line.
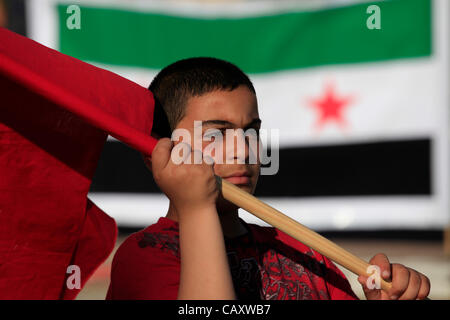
left=106, top=217, right=358, bottom=300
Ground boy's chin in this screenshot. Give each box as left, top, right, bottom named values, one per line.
left=236, top=184, right=253, bottom=194
left=216, top=196, right=240, bottom=213
left=216, top=184, right=254, bottom=213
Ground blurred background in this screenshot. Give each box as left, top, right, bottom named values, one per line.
left=2, top=0, right=449, bottom=299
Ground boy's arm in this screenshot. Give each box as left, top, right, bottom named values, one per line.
left=151, top=138, right=236, bottom=300
left=177, top=205, right=235, bottom=299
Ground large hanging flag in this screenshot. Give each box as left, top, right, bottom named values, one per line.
left=0, top=27, right=162, bottom=299
left=28, top=0, right=449, bottom=231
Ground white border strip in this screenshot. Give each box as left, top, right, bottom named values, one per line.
left=42, top=0, right=375, bottom=19
left=88, top=192, right=445, bottom=230
left=432, top=0, right=450, bottom=229
left=25, top=0, right=382, bottom=48
left=26, top=0, right=58, bottom=49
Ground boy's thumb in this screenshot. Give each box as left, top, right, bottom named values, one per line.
left=151, top=138, right=173, bottom=173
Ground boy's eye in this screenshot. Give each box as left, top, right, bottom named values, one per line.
left=203, top=128, right=260, bottom=141
left=203, top=128, right=224, bottom=139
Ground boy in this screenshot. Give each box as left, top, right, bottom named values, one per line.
left=106, top=57, right=430, bottom=300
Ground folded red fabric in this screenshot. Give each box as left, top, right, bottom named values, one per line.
left=0, top=27, right=158, bottom=299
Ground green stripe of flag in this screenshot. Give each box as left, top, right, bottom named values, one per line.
left=58, top=0, right=431, bottom=74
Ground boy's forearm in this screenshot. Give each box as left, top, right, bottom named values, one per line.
left=177, top=206, right=236, bottom=300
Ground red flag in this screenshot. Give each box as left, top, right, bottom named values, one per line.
left=0, top=27, right=160, bottom=299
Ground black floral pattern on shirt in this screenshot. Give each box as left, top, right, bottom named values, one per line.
left=137, top=231, right=180, bottom=258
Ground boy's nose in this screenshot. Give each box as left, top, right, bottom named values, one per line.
left=224, top=129, right=252, bottom=164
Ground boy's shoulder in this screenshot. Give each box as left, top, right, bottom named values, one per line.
left=107, top=217, right=181, bottom=300
left=113, top=217, right=180, bottom=264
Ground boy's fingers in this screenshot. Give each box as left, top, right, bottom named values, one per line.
left=398, top=269, right=421, bottom=300
left=369, top=253, right=391, bottom=280
left=190, top=150, right=216, bottom=178
left=168, top=142, right=192, bottom=165
left=358, top=274, right=383, bottom=300
left=358, top=275, right=372, bottom=292
left=190, top=149, right=203, bottom=165
left=151, top=138, right=173, bottom=173
left=180, top=142, right=193, bottom=163
left=388, top=263, right=410, bottom=299
left=417, top=272, right=431, bottom=299
left=357, top=275, right=366, bottom=286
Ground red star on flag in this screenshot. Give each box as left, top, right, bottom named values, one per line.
left=307, top=82, right=355, bottom=131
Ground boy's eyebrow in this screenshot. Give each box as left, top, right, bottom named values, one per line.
left=200, top=118, right=262, bottom=128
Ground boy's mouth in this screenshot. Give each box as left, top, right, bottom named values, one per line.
left=223, top=171, right=251, bottom=185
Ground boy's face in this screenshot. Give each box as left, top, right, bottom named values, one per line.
left=175, top=85, right=261, bottom=200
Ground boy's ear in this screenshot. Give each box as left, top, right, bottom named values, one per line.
left=144, top=94, right=171, bottom=173
left=142, top=153, right=153, bottom=172
left=150, top=95, right=172, bottom=138
left=143, top=130, right=164, bottom=173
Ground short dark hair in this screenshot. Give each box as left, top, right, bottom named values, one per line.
left=148, top=57, right=256, bottom=130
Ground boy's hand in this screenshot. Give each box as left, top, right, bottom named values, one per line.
left=357, top=253, right=430, bottom=300
left=151, top=138, right=235, bottom=299
left=151, top=138, right=219, bottom=213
